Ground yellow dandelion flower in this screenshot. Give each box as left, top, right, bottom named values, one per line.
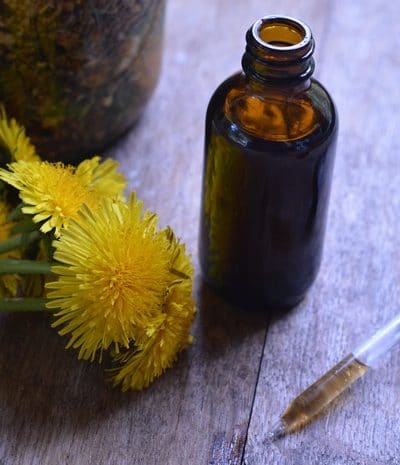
left=0, top=199, right=20, bottom=297
left=111, top=232, right=196, bottom=391
left=0, top=161, right=97, bottom=237
left=46, top=193, right=195, bottom=369
left=75, top=155, right=126, bottom=200
left=0, top=106, right=40, bottom=163
left=0, top=157, right=126, bottom=237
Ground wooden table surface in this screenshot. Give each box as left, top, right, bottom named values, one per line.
left=1, top=1, right=400, bottom=464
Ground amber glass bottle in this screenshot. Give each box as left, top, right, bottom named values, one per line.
left=199, top=16, right=338, bottom=310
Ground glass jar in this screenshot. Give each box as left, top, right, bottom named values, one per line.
left=0, top=0, right=165, bottom=162
left=199, top=16, right=338, bottom=310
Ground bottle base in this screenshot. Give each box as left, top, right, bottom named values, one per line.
left=201, top=274, right=306, bottom=316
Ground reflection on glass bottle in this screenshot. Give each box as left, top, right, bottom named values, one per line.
left=203, top=132, right=248, bottom=286
left=199, top=16, right=338, bottom=310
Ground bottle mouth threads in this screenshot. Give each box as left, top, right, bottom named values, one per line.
left=242, top=15, right=315, bottom=84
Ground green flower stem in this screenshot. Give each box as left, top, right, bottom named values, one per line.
left=0, top=231, right=41, bottom=254
left=6, top=203, right=24, bottom=222
left=0, top=259, right=53, bottom=275
left=0, top=298, right=49, bottom=312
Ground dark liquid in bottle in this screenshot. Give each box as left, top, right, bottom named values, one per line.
left=199, top=73, right=337, bottom=309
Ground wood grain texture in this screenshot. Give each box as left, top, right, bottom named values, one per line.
left=1, top=1, right=400, bottom=464
left=244, top=1, right=400, bottom=464
left=0, top=1, right=269, bottom=464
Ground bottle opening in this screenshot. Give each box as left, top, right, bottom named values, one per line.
left=242, top=15, right=315, bottom=84
left=253, top=16, right=311, bottom=51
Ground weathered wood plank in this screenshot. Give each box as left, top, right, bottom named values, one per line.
left=0, top=284, right=266, bottom=465
left=244, top=1, right=400, bottom=464
left=1, top=1, right=398, bottom=464
left=0, top=1, right=273, bottom=464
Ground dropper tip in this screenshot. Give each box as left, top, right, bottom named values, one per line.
left=264, top=419, right=288, bottom=444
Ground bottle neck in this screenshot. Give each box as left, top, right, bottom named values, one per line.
left=241, top=16, right=315, bottom=87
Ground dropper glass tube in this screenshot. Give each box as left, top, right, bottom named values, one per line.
left=267, top=313, right=400, bottom=441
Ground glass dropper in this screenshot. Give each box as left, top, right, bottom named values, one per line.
left=266, top=312, right=400, bottom=442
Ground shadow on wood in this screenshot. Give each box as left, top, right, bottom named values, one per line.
left=196, top=277, right=300, bottom=353
left=0, top=313, right=140, bottom=440
left=195, top=278, right=269, bottom=360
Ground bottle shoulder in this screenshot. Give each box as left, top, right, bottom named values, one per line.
left=207, top=72, right=337, bottom=151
